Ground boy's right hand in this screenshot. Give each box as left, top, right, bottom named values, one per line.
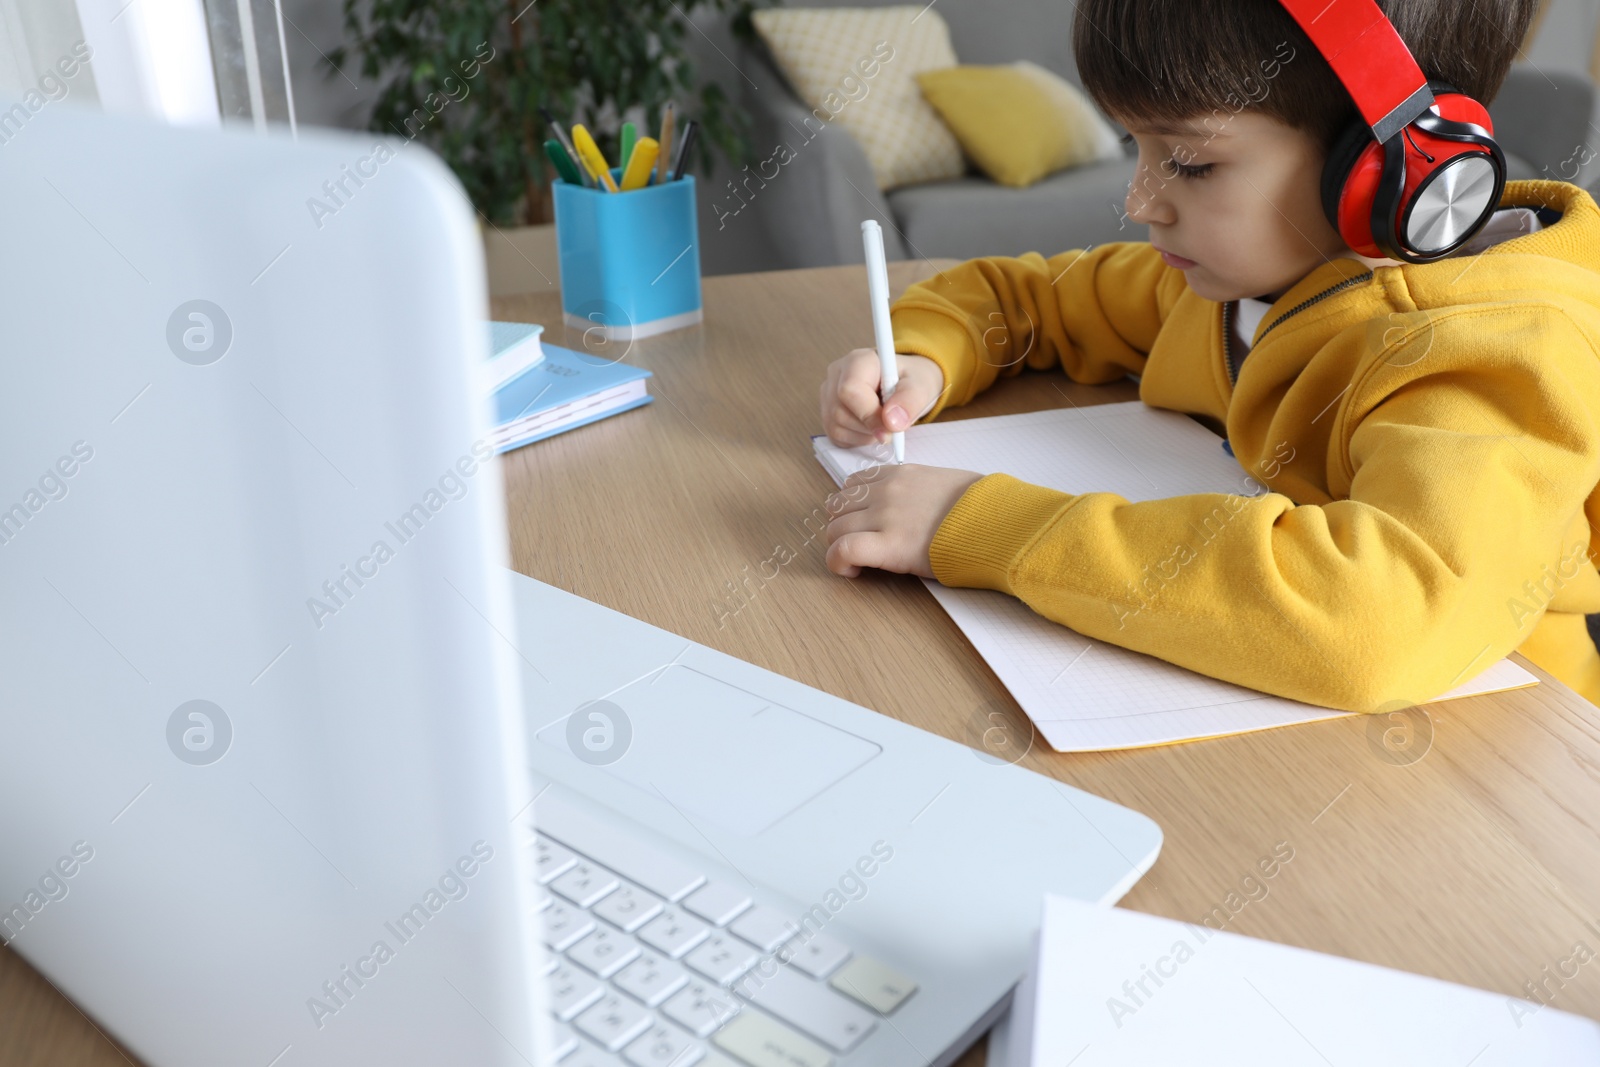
left=820, top=350, right=944, bottom=448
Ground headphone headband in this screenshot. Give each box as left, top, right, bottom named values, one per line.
left=1278, top=0, right=1435, bottom=142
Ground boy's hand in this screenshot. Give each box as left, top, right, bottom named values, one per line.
left=824, top=463, right=983, bottom=579
left=820, top=350, right=945, bottom=448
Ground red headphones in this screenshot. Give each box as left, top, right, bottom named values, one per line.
left=1279, top=0, right=1506, bottom=263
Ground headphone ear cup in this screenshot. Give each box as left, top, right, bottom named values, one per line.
left=1426, top=87, right=1495, bottom=135
left=1322, top=118, right=1385, bottom=258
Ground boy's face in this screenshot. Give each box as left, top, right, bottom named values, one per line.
left=1118, top=111, right=1363, bottom=303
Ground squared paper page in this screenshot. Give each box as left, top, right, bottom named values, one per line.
left=811, top=402, right=1537, bottom=751
left=1025, top=897, right=1600, bottom=1066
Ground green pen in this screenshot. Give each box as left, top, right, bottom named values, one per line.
left=619, top=121, right=637, bottom=173
left=544, top=138, right=583, bottom=185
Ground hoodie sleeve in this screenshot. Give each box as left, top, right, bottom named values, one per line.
left=889, top=243, right=1186, bottom=422
left=927, top=307, right=1600, bottom=712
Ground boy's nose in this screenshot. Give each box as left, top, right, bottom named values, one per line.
left=1124, top=163, right=1177, bottom=226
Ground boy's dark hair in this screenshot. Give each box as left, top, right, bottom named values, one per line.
left=1073, top=0, right=1540, bottom=149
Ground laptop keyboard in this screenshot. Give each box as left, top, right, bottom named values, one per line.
left=529, top=801, right=917, bottom=1067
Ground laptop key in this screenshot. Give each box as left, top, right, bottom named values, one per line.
left=782, top=932, right=850, bottom=980
left=638, top=907, right=711, bottom=959
left=622, top=1021, right=705, bottom=1067
left=683, top=882, right=752, bottom=926
left=729, top=905, right=799, bottom=953
left=593, top=883, right=664, bottom=932
left=686, top=934, right=760, bottom=986
left=538, top=796, right=707, bottom=902
left=567, top=927, right=642, bottom=979
left=828, top=955, right=917, bottom=1015
left=613, top=950, right=690, bottom=1007
left=548, top=963, right=605, bottom=1021
left=537, top=837, right=579, bottom=884
left=548, top=1020, right=578, bottom=1059
left=737, top=963, right=875, bottom=1052
left=575, top=992, right=653, bottom=1052
left=662, top=980, right=742, bottom=1037
left=553, top=862, right=622, bottom=908
left=562, top=1043, right=626, bottom=1067
left=545, top=903, right=599, bottom=952
left=712, top=1010, right=834, bottom=1067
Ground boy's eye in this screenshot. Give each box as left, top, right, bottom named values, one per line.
left=1165, top=159, right=1214, bottom=180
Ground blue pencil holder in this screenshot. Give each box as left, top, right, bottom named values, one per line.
left=552, top=170, right=703, bottom=340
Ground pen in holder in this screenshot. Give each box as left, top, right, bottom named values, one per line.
left=552, top=169, right=702, bottom=341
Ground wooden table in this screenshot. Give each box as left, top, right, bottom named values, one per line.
left=494, top=263, right=1600, bottom=1063
left=7, top=262, right=1600, bottom=1065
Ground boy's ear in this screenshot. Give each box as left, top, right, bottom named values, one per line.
left=1320, top=119, right=1375, bottom=246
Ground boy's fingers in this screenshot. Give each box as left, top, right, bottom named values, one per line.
left=839, top=375, right=884, bottom=424
left=882, top=400, right=912, bottom=433
left=829, top=400, right=874, bottom=435
left=825, top=531, right=897, bottom=577
left=838, top=349, right=890, bottom=422
left=835, top=349, right=934, bottom=436
left=826, top=426, right=877, bottom=448
left=824, top=533, right=867, bottom=577
left=881, top=381, right=933, bottom=433
left=825, top=396, right=876, bottom=444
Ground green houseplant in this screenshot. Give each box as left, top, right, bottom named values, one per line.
left=329, top=0, right=769, bottom=226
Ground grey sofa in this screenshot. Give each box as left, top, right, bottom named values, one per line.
left=684, top=0, right=1595, bottom=276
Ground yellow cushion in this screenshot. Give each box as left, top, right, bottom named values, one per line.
left=915, top=61, right=1124, bottom=188
left=751, top=6, right=965, bottom=190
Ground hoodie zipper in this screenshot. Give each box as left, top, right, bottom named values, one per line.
left=1224, top=270, right=1375, bottom=384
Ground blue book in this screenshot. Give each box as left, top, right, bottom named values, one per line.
left=489, top=342, right=653, bottom=453
left=481, top=321, right=545, bottom=394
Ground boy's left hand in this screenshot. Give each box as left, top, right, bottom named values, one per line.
left=824, top=464, right=984, bottom=579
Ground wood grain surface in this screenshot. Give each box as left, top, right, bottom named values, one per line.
left=494, top=262, right=1600, bottom=1062
left=6, top=261, right=1599, bottom=1066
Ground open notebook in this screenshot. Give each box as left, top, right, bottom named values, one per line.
left=811, top=401, right=1537, bottom=751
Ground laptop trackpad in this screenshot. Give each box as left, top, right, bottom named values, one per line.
left=536, top=665, right=881, bottom=836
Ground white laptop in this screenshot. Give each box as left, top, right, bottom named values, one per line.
left=0, top=101, right=1161, bottom=1066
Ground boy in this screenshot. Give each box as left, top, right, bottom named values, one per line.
left=818, top=0, right=1600, bottom=711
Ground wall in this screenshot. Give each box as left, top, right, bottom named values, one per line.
left=0, top=0, right=97, bottom=97
left=1528, top=0, right=1600, bottom=185
left=279, top=0, right=375, bottom=130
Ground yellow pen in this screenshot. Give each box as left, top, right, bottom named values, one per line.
left=571, top=124, right=619, bottom=192
left=620, top=137, right=659, bottom=191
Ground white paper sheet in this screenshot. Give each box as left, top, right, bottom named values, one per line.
left=998, top=897, right=1600, bottom=1066
left=812, top=401, right=1537, bottom=751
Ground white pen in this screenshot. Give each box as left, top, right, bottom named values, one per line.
left=860, top=219, right=904, bottom=463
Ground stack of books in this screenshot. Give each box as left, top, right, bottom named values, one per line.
left=482, top=321, right=652, bottom=452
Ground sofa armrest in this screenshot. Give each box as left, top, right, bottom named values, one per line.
left=1488, top=65, right=1596, bottom=181
left=719, top=45, right=911, bottom=268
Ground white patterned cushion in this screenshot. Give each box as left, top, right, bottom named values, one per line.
left=752, top=6, right=965, bottom=190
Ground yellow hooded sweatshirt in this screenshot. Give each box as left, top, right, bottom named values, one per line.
left=889, top=180, right=1600, bottom=713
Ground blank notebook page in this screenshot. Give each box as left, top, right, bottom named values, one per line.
left=811, top=401, right=1536, bottom=751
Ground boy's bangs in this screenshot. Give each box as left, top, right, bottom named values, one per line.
left=1072, top=0, right=1340, bottom=142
